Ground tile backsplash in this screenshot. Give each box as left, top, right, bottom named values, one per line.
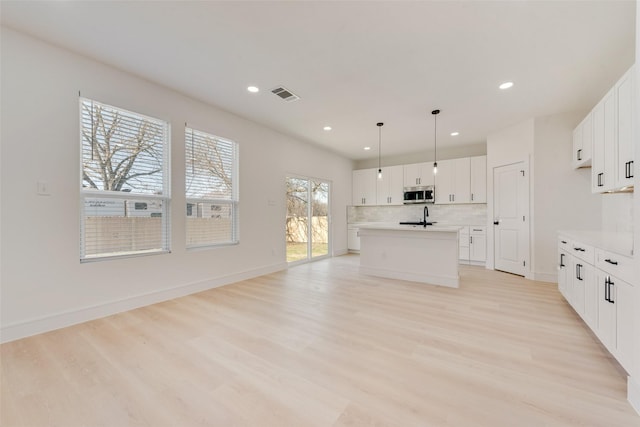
left=602, top=192, right=634, bottom=233
left=348, top=204, right=487, bottom=226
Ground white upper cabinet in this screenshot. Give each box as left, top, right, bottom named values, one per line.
left=403, top=162, right=434, bottom=187
left=352, top=168, right=377, bottom=206
left=614, top=66, right=634, bottom=189
left=572, top=113, right=592, bottom=169
left=470, top=155, right=487, bottom=203
left=592, top=88, right=616, bottom=193
left=376, top=165, right=404, bottom=205
left=435, top=157, right=471, bottom=204
left=352, top=155, right=487, bottom=206
left=589, top=64, right=635, bottom=193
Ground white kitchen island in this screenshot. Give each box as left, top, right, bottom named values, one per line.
left=358, top=224, right=462, bottom=288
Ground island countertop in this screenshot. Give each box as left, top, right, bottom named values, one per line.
left=358, top=224, right=460, bottom=288
left=358, top=224, right=463, bottom=233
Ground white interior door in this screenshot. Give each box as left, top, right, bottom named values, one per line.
left=493, top=162, right=529, bottom=276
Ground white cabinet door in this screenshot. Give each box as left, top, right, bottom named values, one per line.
left=592, top=88, right=616, bottom=192
left=376, top=165, right=404, bottom=205
left=347, top=228, right=360, bottom=251
left=435, top=159, right=455, bottom=204
left=615, top=66, right=634, bottom=189
left=458, top=226, right=470, bottom=263
left=403, top=162, right=434, bottom=187
left=352, top=169, right=377, bottom=206
left=596, top=271, right=635, bottom=373
left=453, top=157, right=471, bottom=204
left=582, top=264, right=598, bottom=330
left=571, top=259, right=587, bottom=317
left=558, top=250, right=570, bottom=300
left=614, top=276, right=635, bottom=373
left=597, top=270, right=616, bottom=352
left=470, top=155, right=486, bottom=203
left=573, top=113, right=592, bottom=169
left=469, top=227, right=487, bottom=263
left=435, top=158, right=470, bottom=204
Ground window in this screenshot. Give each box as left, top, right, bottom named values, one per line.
left=80, top=98, right=170, bottom=261
left=185, top=127, right=238, bottom=248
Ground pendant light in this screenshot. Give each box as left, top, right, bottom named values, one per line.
left=377, top=122, right=384, bottom=179
left=432, top=109, right=440, bottom=174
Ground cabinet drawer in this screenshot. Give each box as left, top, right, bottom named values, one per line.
left=470, top=226, right=486, bottom=235
left=558, top=236, right=571, bottom=251
left=569, top=241, right=594, bottom=265
left=595, top=249, right=634, bottom=284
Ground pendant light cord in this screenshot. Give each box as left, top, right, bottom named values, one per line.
left=377, top=122, right=384, bottom=176
left=432, top=109, right=440, bottom=167
left=431, top=109, right=440, bottom=174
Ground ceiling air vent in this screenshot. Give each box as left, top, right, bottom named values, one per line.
left=271, top=86, right=300, bottom=102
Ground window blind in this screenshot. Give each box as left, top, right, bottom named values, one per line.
left=185, top=127, right=239, bottom=247
left=80, top=98, right=170, bottom=261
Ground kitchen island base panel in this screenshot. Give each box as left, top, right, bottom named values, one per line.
left=359, top=227, right=460, bottom=288
left=359, top=265, right=459, bottom=288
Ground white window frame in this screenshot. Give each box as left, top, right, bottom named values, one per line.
left=79, top=98, right=171, bottom=262
left=185, top=126, right=239, bottom=249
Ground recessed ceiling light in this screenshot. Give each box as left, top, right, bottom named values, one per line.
left=450, top=132, right=459, bottom=136
left=323, top=126, right=332, bottom=131
left=499, top=81, right=514, bottom=90
left=247, top=86, right=259, bottom=93
left=364, top=146, right=371, bottom=151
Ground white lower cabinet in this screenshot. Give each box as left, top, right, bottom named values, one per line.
left=347, top=227, right=360, bottom=251
left=558, top=233, right=636, bottom=374
left=469, top=227, right=487, bottom=263
left=459, top=226, right=486, bottom=265
left=594, top=248, right=636, bottom=373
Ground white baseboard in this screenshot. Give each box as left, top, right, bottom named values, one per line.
left=333, top=248, right=349, bottom=256
left=533, top=271, right=558, bottom=283
left=0, top=262, right=287, bottom=344
left=629, top=375, right=640, bottom=416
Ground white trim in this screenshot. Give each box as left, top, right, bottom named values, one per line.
left=0, top=262, right=287, bottom=344
left=533, top=271, right=558, bottom=283
left=628, top=375, right=640, bottom=415
left=333, top=248, right=349, bottom=256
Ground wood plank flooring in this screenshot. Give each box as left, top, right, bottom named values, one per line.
left=2, top=255, right=639, bottom=426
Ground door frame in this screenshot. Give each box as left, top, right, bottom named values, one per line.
left=285, top=175, right=332, bottom=266
left=487, top=158, right=531, bottom=279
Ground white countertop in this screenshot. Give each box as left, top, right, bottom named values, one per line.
left=558, top=230, right=634, bottom=257
left=358, top=224, right=463, bottom=233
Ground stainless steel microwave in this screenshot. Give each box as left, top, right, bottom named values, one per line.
left=403, top=185, right=435, bottom=204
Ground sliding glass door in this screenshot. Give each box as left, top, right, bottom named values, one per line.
left=286, top=176, right=330, bottom=264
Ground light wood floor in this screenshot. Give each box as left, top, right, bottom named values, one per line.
left=2, top=255, right=639, bottom=426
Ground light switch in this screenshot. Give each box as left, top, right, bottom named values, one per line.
left=37, top=180, right=50, bottom=196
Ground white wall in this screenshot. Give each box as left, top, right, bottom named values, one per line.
left=532, top=113, right=602, bottom=281
left=486, top=115, right=602, bottom=282
left=353, top=142, right=486, bottom=170
left=486, top=118, right=534, bottom=274
left=0, top=28, right=353, bottom=342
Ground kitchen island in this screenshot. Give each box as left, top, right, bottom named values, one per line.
left=358, top=224, right=462, bottom=288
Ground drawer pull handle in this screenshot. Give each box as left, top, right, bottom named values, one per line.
left=561, top=240, right=567, bottom=244
left=573, top=247, right=585, bottom=252
left=604, top=259, right=618, bottom=265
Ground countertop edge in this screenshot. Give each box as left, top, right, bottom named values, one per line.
left=558, top=230, right=634, bottom=258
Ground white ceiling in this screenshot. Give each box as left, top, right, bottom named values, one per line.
left=1, top=1, right=636, bottom=161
